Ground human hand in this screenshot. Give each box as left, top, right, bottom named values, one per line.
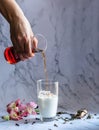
left=0, top=0, right=38, bottom=61
left=10, top=15, right=37, bottom=61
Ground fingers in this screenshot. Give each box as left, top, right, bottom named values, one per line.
left=17, top=35, right=30, bottom=61
left=33, top=36, right=38, bottom=48
left=11, top=34, right=38, bottom=61
left=23, top=35, right=35, bottom=57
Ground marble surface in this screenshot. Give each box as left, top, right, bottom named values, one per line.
left=0, top=0, right=99, bottom=113
left=0, top=111, right=99, bottom=130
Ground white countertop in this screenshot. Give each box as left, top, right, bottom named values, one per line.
left=0, top=111, right=99, bottom=130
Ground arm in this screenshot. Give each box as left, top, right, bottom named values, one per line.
left=0, top=0, right=24, bottom=23
left=0, top=0, right=37, bottom=60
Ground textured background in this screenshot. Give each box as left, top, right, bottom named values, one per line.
left=0, top=0, right=99, bottom=112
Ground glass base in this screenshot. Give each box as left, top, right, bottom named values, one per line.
left=41, top=116, right=55, bottom=122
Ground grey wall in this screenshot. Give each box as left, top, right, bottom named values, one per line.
left=0, top=0, right=99, bottom=112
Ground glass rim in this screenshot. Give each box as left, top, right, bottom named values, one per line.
left=37, top=79, right=59, bottom=84
left=34, top=33, right=47, bottom=51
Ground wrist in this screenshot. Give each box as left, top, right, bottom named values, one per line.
left=9, top=11, right=25, bottom=25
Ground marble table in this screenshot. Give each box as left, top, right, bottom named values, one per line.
left=0, top=111, right=99, bottom=130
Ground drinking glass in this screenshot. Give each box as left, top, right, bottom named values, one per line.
left=37, top=79, right=59, bottom=122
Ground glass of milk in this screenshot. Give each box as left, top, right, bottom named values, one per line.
left=37, top=79, right=59, bottom=122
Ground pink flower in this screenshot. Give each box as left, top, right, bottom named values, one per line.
left=7, top=102, right=16, bottom=113
left=15, top=99, right=21, bottom=106
left=18, top=104, right=27, bottom=111
left=10, top=110, right=22, bottom=121
left=5, top=99, right=37, bottom=121
left=27, top=102, right=37, bottom=108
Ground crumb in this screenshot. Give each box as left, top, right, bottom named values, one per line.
left=54, top=124, right=58, bottom=127
left=32, top=121, right=36, bottom=125
left=57, top=112, right=63, bottom=114
left=24, top=120, right=28, bottom=124
left=87, top=114, right=93, bottom=119
left=57, top=111, right=68, bottom=115
left=15, top=123, right=20, bottom=126
left=35, top=118, right=40, bottom=120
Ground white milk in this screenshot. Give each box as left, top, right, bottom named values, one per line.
left=38, top=91, right=58, bottom=118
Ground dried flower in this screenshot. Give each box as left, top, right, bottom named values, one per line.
left=3, top=99, right=37, bottom=121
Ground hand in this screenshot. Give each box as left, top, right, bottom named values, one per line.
left=10, top=15, right=38, bottom=61
left=0, top=0, right=38, bottom=61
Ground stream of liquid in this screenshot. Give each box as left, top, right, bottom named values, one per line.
left=41, top=51, right=48, bottom=82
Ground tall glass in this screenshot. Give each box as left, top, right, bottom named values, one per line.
left=37, top=79, right=59, bottom=122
